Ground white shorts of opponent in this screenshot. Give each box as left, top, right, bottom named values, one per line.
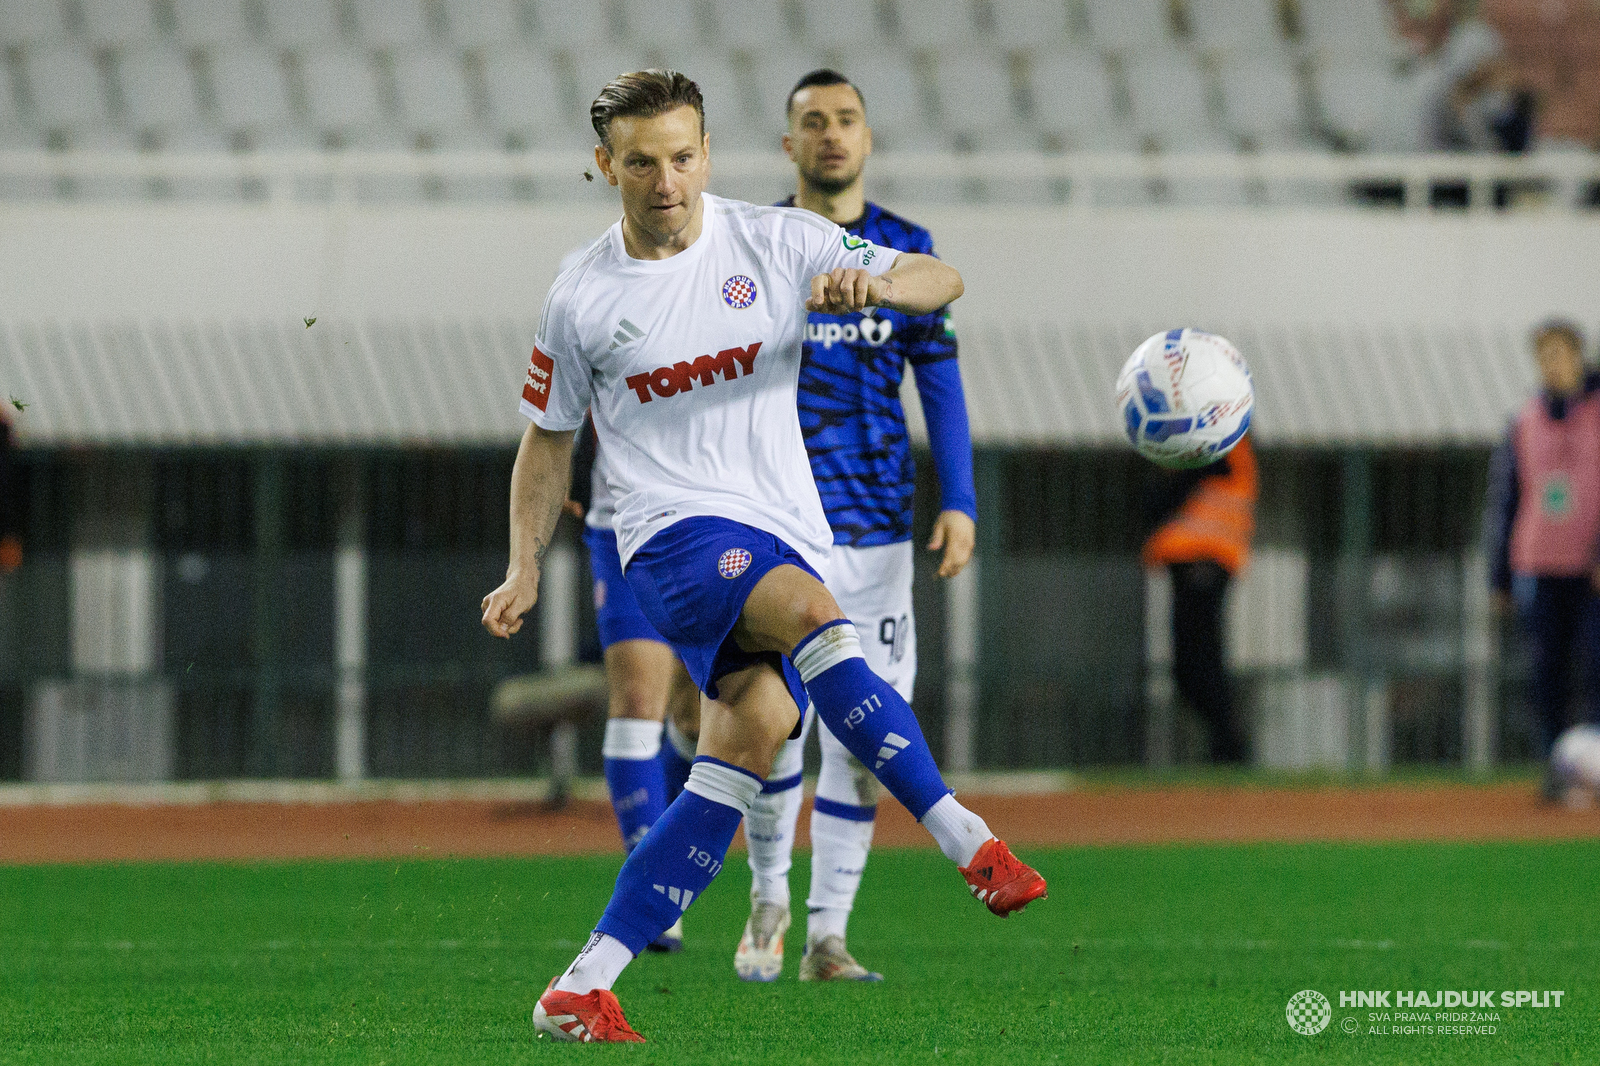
left=771, top=539, right=917, bottom=783
left=745, top=541, right=916, bottom=934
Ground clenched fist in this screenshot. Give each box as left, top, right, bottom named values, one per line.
left=807, top=268, right=893, bottom=315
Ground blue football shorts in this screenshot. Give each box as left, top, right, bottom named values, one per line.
left=583, top=525, right=668, bottom=649
left=624, top=515, right=817, bottom=724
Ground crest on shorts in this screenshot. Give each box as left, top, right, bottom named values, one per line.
left=717, top=547, right=752, bottom=579
left=722, top=275, right=757, bottom=309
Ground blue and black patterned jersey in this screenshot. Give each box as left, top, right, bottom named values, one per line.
left=781, top=198, right=975, bottom=547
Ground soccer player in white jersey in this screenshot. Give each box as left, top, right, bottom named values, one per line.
left=480, top=70, right=1045, bottom=1044
left=734, top=69, right=980, bottom=985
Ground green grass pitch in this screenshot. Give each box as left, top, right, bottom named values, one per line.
left=2, top=841, right=1594, bottom=1064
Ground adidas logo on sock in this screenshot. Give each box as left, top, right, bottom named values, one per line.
left=653, top=884, right=695, bottom=910
left=874, top=732, right=911, bottom=769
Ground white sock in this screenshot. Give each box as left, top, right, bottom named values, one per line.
left=745, top=784, right=803, bottom=908
left=744, top=727, right=808, bottom=908
left=807, top=903, right=849, bottom=942
left=601, top=717, right=662, bottom=759
left=805, top=721, right=878, bottom=941
left=919, top=793, right=992, bottom=867
left=554, top=931, right=634, bottom=995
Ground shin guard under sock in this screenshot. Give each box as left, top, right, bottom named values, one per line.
left=792, top=622, right=950, bottom=819
left=602, top=719, right=667, bottom=852
left=594, top=757, right=760, bottom=955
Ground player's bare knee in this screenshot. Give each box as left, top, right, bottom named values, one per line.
left=608, top=686, right=667, bottom=721
left=794, top=589, right=847, bottom=641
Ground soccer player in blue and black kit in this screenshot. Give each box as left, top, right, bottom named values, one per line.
left=734, top=69, right=982, bottom=984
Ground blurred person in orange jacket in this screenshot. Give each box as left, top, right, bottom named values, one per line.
left=1142, top=434, right=1258, bottom=764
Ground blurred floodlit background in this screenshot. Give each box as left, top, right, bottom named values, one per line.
left=1, top=0, right=1598, bottom=786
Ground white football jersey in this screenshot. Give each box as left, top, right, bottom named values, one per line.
left=521, top=193, right=899, bottom=568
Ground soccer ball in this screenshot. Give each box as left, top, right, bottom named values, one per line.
left=1551, top=724, right=1600, bottom=796
left=1116, top=328, right=1254, bottom=469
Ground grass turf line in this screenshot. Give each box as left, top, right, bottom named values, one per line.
left=0, top=841, right=1593, bottom=1064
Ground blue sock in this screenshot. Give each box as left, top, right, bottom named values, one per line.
left=595, top=757, right=762, bottom=954
left=792, top=622, right=951, bottom=820
left=601, top=719, right=668, bottom=852
left=660, top=719, right=695, bottom=805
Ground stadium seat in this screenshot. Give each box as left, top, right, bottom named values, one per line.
left=831, top=50, right=940, bottom=150
left=1081, top=0, right=1176, bottom=52
left=528, top=0, right=613, bottom=50
left=990, top=0, right=1073, bottom=49
left=1217, top=59, right=1309, bottom=148
left=350, top=0, right=436, bottom=49
left=79, top=0, right=163, bottom=48
left=748, top=48, right=835, bottom=120
left=1296, top=0, right=1401, bottom=60
left=480, top=47, right=586, bottom=148
left=1185, top=0, right=1287, bottom=57
left=439, top=0, right=527, bottom=46
left=389, top=50, right=481, bottom=147
left=117, top=47, right=205, bottom=135
left=1311, top=61, right=1409, bottom=149
left=891, top=0, right=981, bottom=50
left=207, top=45, right=302, bottom=147
left=704, top=0, right=797, bottom=49
left=0, top=59, right=37, bottom=147
left=573, top=49, right=665, bottom=112
left=299, top=49, right=389, bottom=146
left=618, top=0, right=707, bottom=52
left=1122, top=50, right=1229, bottom=150
left=934, top=51, right=1031, bottom=151
left=258, top=0, right=345, bottom=46
left=0, top=0, right=68, bottom=46
left=170, top=0, right=252, bottom=46
left=1028, top=49, right=1137, bottom=151
left=679, top=54, right=766, bottom=149
left=799, top=0, right=893, bottom=50
left=22, top=45, right=111, bottom=132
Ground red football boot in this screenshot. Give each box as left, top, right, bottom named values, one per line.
left=532, top=978, right=645, bottom=1043
left=959, top=838, right=1048, bottom=917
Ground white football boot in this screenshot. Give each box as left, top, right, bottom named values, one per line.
left=733, top=900, right=790, bottom=982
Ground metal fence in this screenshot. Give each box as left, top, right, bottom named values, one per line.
left=0, top=441, right=1535, bottom=784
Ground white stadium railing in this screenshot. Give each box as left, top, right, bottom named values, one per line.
left=3, top=149, right=1600, bottom=210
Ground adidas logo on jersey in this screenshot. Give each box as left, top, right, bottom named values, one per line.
left=609, top=318, right=645, bottom=352
left=653, top=884, right=695, bottom=910
left=625, top=342, right=762, bottom=403
left=874, top=732, right=911, bottom=769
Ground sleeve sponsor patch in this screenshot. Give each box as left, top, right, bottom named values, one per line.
left=522, top=346, right=555, bottom=411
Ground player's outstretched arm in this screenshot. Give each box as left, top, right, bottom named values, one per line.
left=481, top=421, right=576, bottom=639
left=806, top=252, right=962, bottom=317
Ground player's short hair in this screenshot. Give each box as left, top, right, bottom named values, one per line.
left=590, top=69, right=704, bottom=150
left=1533, top=318, right=1586, bottom=357
left=785, top=68, right=865, bottom=116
